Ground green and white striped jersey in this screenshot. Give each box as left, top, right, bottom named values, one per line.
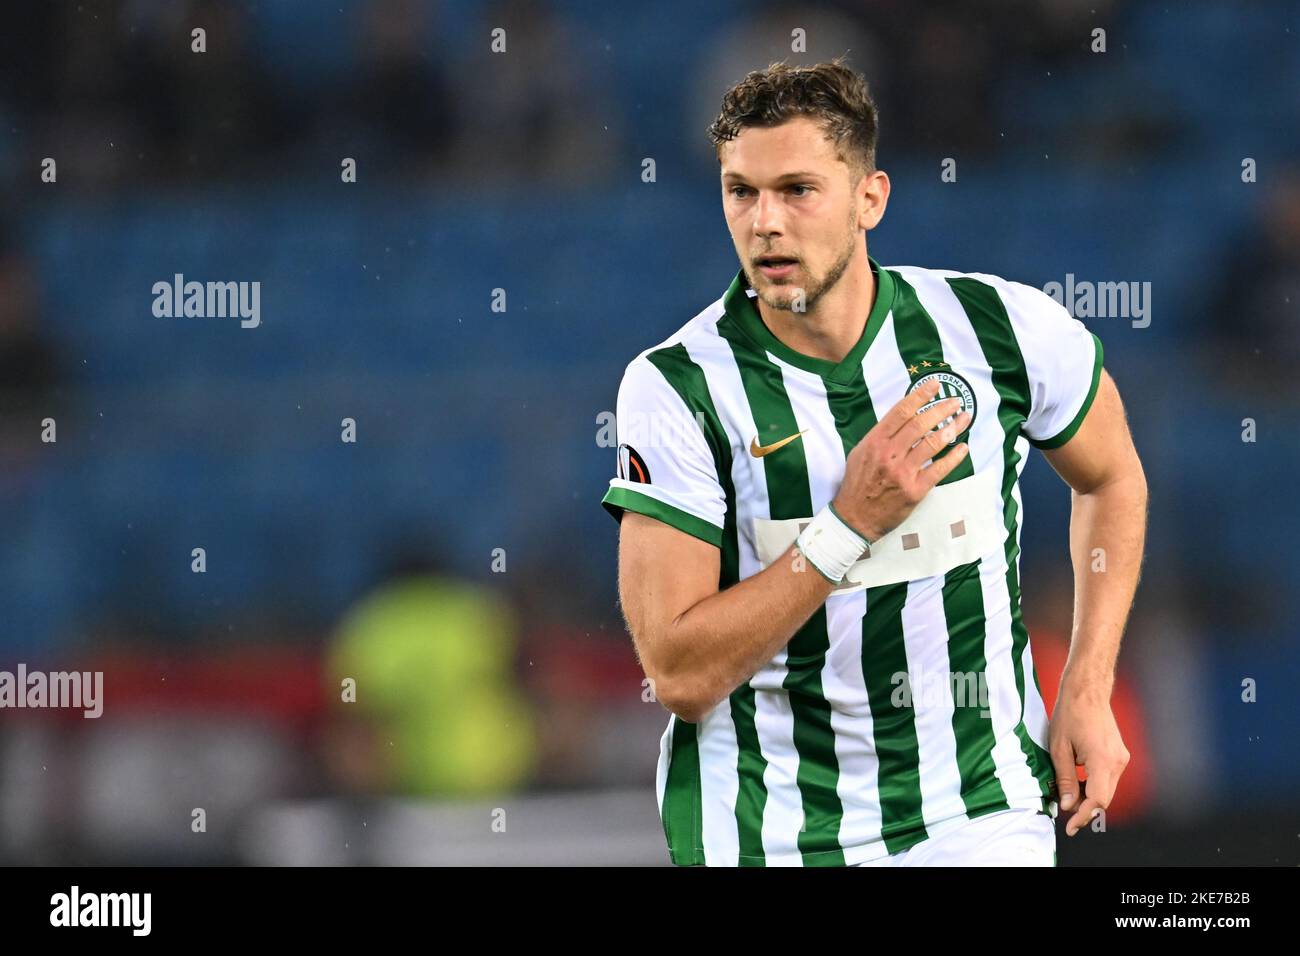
left=601, top=256, right=1103, bottom=866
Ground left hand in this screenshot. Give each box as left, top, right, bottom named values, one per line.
left=1048, top=683, right=1130, bottom=837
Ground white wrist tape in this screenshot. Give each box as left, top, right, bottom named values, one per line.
left=795, top=503, right=871, bottom=584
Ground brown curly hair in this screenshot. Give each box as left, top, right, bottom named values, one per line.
left=707, top=57, right=879, bottom=179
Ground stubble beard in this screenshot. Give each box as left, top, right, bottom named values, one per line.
left=750, top=222, right=860, bottom=316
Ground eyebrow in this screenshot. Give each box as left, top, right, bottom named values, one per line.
left=721, top=170, right=826, bottom=184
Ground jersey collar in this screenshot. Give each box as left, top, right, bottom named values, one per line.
left=721, top=254, right=895, bottom=387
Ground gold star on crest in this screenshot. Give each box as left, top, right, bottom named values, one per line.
left=921, top=360, right=932, bottom=367
left=907, top=364, right=919, bottom=375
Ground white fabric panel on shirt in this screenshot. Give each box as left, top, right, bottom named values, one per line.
left=697, top=696, right=741, bottom=866
left=750, top=468, right=1004, bottom=589
left=655, top=718, right=670, bottom=819
left=900, top=574, right=969, bottom=828
left=1021, top=638, right=1052, bottom=754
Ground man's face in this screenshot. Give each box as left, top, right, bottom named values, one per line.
left=720, top=116, right=863, bottom=313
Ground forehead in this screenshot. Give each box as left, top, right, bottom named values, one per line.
left=719, top=116, right=843, bottom=178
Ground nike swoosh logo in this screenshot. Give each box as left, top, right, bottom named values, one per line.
left=750, top=429, right=808, bottom=458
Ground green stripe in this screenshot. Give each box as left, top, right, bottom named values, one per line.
left=820, top=365, right=927, bottom=853
left=862, top=581, right=926, bottom=851
left=887, top=271, right=975, bottom=484
left=947, top=278, right=1056, bottom=800
left=641, top=344, right=743, bottom=866
left=716, top=312, right=847, bottom=866
left=940, top=560, right=1011, bottom=813
left=660, top=717, right=702, bottom=864
left=643, top=347, right=739, bottom=584
left=727, top=687, right=768, bottom=865
left=601, top=486, right=723, bottom=547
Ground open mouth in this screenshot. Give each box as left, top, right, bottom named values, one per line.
left=756, top=256, right=799, bottom=277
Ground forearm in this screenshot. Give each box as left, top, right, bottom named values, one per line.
left=1062, top=470, right=1148, bottom=700
left=660, top=543, right=834, bottom=718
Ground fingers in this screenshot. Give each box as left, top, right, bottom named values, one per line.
left=1065, top=795, right=1105, bottom=837
left=1065, top=764, right=1120, bottom=836
left=897, top=396, right=965, bottom=449
left=884, top=378, right=943, bottom=437
left=917, top=441, right=969, bottom=488
left=1051, top=747, right=1080, bottom=815
left=903, top=409, right=971, bottom=471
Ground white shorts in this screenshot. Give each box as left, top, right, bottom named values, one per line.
left=851, top=808, right=1056, bottom=867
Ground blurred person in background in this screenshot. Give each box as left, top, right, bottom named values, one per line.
left=12, top=1, right=145, bottom=191
left=688, top=3, right=890, bottom=164
left=13, top=0, right=296, bottom=189
left=450, top=0, right=620, bottom=185
left=688, top=0, right=1083, bottom=164
left=508, top=549, right=669, bottom=790
left=0, top=225, right=62, bottom=497
left=120, top=0, right=295, bottom=183
left=1202, top=167, right=1300, bottom=396
left=322, top=547, right=537, bottom=797
left=329, top=0, right=462, bottom=180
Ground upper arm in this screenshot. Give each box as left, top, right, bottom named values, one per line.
left=1040, top=368, right=1145, bottom=494
left=617, top=511, right=720, bottom=682
left=600, top=354, right=728, bottom=674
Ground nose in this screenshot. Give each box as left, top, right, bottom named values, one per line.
left=752, top=190, right=784, bottom=239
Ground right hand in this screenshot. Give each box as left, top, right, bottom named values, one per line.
left=831, top=378, right=972, bottom=543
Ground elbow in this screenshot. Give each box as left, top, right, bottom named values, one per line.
left=671, top=697, right=714, bottom=725
left=634, top=613, right=724, bottom=723
left=637, top=620, right=715, bottom=723
left=650, top=668, right=717, bottom=724
left=1081, top=458, right=1148, bottom=502
left=1129, top=450, right=1148, bottom=497
left=1128, top=459, right=1149, bottom=515
left=666, top=700, right=712, bottom=725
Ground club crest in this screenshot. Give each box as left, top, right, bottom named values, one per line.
left=908, top=368, right=976, bottom=444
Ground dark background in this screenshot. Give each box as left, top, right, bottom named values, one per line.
left=0, top=0, right=1296, bottom=864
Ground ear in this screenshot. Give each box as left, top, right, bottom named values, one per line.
left=858, top=169, right=890, bottom=231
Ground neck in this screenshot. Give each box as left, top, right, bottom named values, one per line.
left=755, top=246, right=875, bottom=364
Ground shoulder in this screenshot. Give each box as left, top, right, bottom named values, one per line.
left=883, top=264, right=1076, bottom=330
left=885, top=263, right=1062, bottom=317
left=618, top=291, right=734, bottom=384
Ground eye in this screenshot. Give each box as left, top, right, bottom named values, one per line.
left=729, top=185, right=752, bottom=198
left=789, top=184, right=812, bottom=196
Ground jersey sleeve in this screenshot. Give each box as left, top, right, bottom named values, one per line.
left=600, top=356, right=727, bottom=547
left=1001, top=280, right=1105, bottom=449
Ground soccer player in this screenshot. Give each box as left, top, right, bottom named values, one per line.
left=600, top=59, right=1147, bottom=866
